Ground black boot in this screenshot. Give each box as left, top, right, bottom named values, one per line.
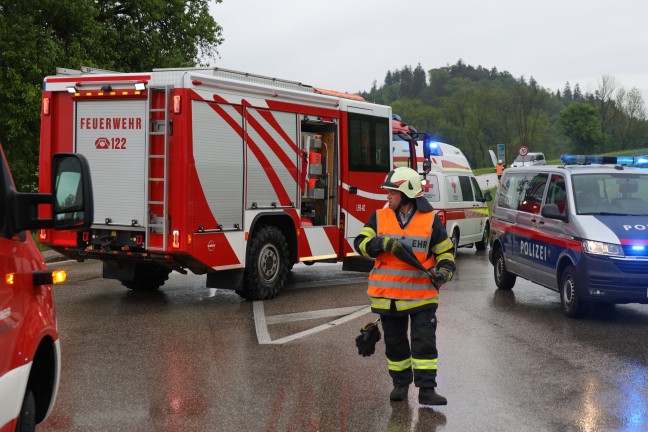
left=418, top=388, right=447, bottom=405
left=390, top=385, right=409, bottom=401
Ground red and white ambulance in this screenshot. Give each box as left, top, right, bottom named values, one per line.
left=394, top=132, right=492, bottom=256
left=0, top=145, right=92, bottom=432
left=38, top=67, right=419, bottom=300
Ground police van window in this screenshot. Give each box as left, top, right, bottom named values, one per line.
left=497, top=173, right=547, bottom=213
left=348, top=113, right=389, bottom=172
left=545, top=174, right=567, bottom=214
left=573, top=173, right=648, bottom=215
left=470, top=177, right=484, bottom=201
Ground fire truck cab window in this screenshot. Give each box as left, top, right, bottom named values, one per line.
left=348, top=113, right=389, bottom=172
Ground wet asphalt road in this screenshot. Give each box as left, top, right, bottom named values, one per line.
left=40, top=248, right=648, bottom=432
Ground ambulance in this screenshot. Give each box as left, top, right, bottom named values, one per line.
left=0, top=145, right=93, bottom=432
left=490, top=154, right=648, bottom=318
left=394, top=133, right=492, bottom=256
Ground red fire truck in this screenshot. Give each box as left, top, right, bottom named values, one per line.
left=39, top=67, right=419, bottom=300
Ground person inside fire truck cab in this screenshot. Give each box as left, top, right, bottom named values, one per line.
left=354, top=167, right=456, bottom=405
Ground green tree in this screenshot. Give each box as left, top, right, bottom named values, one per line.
left=558, top=103, right=604, bottom=152
left=0, top=0, right=223, bottom=190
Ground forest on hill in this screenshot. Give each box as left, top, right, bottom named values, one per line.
left=360, top=60, right=648, bottom=168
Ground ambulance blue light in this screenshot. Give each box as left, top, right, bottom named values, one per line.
left=427, top=140, right=443, bottom=156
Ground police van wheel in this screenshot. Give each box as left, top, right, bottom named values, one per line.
left=475, top=223, right=489, bottom=251
left=121, top=264, right=171, bottom=291
left=493, top=247, right=516, bottom=290
left=560, top=265, right=588, bottom=318
left=238, top=225, right=289, bottom=301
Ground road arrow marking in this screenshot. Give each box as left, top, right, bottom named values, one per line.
left=253, top=301, right=371, bottom=345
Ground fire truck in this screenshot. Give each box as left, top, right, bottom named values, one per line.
left=39, top=67, right=419, bottom=300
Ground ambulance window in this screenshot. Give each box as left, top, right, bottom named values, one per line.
left=459, top=176, right=474, bottom=201
left=348, top=113, right=390, bottom=172
left=470, top=177, right=484, bottom=201
left=423, top=176, right=440, bottom=202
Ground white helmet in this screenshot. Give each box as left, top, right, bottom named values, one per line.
left=381, top=167, right=422, bottom=199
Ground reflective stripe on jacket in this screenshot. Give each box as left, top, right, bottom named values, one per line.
left=367, top=208, right=438, bottom=301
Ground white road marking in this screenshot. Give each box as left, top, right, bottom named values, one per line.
left=253, top=301, right=372, bottom=345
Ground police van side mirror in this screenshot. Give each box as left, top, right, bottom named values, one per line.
left=13, top=153, right=93, bottom=233
left=483, top=191, right=492, bottom=202
left=541, top=204, right=568, bottom=222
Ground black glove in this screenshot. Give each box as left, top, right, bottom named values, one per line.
left=355, top=321, right=381, bottom=357
left=381, top=236, right=403, bottom=255
left=431, top=267, right=452, bottom=288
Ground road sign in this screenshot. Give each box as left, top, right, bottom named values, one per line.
left=518, top=146, right=529, bottom=157
left=497, top=143, right=506, bottom=164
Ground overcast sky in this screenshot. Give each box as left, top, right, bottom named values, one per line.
left=210, top=0, right=648, bottom=100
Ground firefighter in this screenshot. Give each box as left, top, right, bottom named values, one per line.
left=496, top=160, right=504, bottom=179
left=354, top=167, right=455, bottom=405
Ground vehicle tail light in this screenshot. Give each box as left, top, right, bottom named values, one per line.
left=172, top=230, right=180, bottom=248
left=42, top=98, right=50, bottom=115
left=437, top=210, right=447, bottom=226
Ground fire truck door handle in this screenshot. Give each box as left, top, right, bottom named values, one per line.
left=349, top=187, right=357, bottom=194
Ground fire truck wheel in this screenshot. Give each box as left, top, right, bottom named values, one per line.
left=121, top=263, right=172, bottom=291
left=238, top=225, right=289, bottom=300
left=475, top=223, right=489, bottom=251
left=16, top=389, right=36, bottom=432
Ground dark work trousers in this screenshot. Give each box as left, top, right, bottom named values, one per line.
left=380, top=303, right=438, bottom=388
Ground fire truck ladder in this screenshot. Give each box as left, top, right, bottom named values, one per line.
left=145, top=85, right=172, bottom=251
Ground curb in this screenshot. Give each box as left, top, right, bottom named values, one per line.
left=42, top=249, right=67, bottom=264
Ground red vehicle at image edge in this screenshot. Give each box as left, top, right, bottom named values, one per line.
left=37, top=67, right=426, bottom=300
left=0, top=146, right=93, bottom=432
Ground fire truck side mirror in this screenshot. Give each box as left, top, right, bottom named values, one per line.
left=11, top=153, right=94, bottom=233
left=51, top=153, right=94, bottom=230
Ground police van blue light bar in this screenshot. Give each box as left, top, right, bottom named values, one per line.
left=561, top=154, right=648, bottom=166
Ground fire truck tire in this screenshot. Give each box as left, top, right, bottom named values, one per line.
left=475, top=223, right=489, bottom=251
left=121, top=264, right=171, bottom=291
left=238, top=225, right=289, bottom=300
left=16, top=389, right=36, bottom=432
left=493, top=247, right=516, bottom=290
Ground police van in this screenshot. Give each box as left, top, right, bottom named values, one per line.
left=394, top=135, right=491, bottom=256
left=489, top=154, right=648, bottom=318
